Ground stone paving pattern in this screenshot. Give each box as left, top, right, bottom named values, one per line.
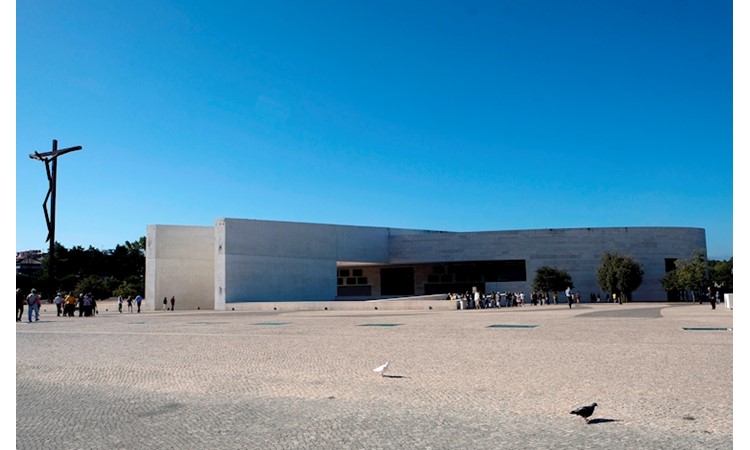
left=17, top=301, right=732, bottom=449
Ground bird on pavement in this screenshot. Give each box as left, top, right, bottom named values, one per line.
left=570, top=402, right=598, bottom=422
left=373, top=361, right=389, bottom=377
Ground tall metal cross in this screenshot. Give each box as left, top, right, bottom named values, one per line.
left=29, top=139, right=83, bottom=295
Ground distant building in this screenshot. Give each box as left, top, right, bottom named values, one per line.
left=16, top=250, right=44, bottom=276
left=145, top=218, right=706, bottom=311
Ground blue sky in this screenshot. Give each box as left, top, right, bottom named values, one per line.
left=14, top=0, right=734, bottom=259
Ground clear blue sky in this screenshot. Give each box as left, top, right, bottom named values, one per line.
left=14, top=0, right=734, bottom=259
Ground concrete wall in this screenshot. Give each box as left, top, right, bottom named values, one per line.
left=148, top=219, right=706, bottom=308
left=215, top=219, right=394, bottom=303
left=223, top=296, right=456, bottom=312
left=390, top=227, right=706, bottom=301
left=145, top=225, right=215, bottom=311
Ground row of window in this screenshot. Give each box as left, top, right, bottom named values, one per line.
left=337, top=260, right=527, bottom=287
left=338, top=269, right=363, bottom=277
left=429, top=261, right=527, bottom=283
left=428, top=274, right=467, bottom=283
left=338, top=277, right=368, bottom=286
left=338, top=268, right=368, bottom=286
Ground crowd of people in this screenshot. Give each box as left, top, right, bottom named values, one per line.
left=57, top=291, right=97, bottom=317
left=15, top=288, right=104, bottom=320
left=15, top=288, right=151, bottom=321
left=448, top=289, right=596, bottom=310
left=117, top=294, right=144, bottom=313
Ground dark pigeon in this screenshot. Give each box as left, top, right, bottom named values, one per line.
left=570, top=402, right=598, bottom=422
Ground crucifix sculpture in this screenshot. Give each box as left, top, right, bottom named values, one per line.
left=29, top=139, right=83, bottom=295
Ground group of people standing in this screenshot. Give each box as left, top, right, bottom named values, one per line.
left=59, top=292, right=97, bottom=317
left=450, top=291, right=534, bottom=309
left=15, top=289, right=97, bottom=321
left=115, top=295, right=175, bottom=312
left=15, top=289, right=156, bottom=321
left=564, top=287, right=581, bottom=308
left=162, top=296, right=176, bottom=311
left=117, top=295, right=143, bottom=313
left=16, top=288, right=41, bottom=322
left=450, top=289, right=592, bottom=310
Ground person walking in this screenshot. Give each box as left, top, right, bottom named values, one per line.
left=117, top=295, right=123, bottom=313
left=78, top=293, right=85, bottom=317
left=565, top=286, right=573, bottom=309
left=162, top=297, right=168, bottom=311
left=53, top=292, right=64, bottom=317
left=26, top=289, right=40, bottom=322
left=709, top=287, right=717, bottom=310
left=16, top=288, right=25, bottom=322
left=170, top=296, right=175, bottom=311
left=135, top=295, right=142, bottom=313
left=64, top=292, right=77, bottom=317
left=82, top=294, right=93, bottom=317
left=126, top=296, right=133, bottom=313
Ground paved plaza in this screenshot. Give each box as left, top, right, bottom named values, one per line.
left=17, top=301, right=733, bottom=449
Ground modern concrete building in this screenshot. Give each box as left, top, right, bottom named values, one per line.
left=145, top=218, right=706, bottom=311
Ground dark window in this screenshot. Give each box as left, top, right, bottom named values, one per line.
left=338, top=286, right=372, bottom=297
left=353, top=269, right=363, bottom=277
left=357, top=277, right=368, bottom=285
left=346, top=277, right=356, bottom=285
left=337, top=278, right=343, bottom=285
left=432, top=260, right=526, bottom=283
left=381, top=267, right=415, bottom=295
left=339, top=269, right=350, bottom=277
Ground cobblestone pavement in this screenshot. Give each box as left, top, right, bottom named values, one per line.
left=17, top=302, right=732, bottom=449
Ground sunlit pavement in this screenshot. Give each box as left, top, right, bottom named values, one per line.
left=17, top=301, right=732, bottom=449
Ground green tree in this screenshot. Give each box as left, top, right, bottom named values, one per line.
left=16, top=273, right=36, bottom=298
left=20, top=237, right=147, bottom=300
left=532, top=266, right=573, bottom=299
left=709, top=257, right=733, bottom=292
left=74, top=275, right=110, bottom=300
left=56, top=274, right=80, bottom=295
left=113, top=279, right=141, bottom=299
left=660, top=269, right=679, bottom=292
left=107, top=237, right=146, bottom=281
left=660, top=249, right=708, bottom=302
left=597, top=252, right=644, bottom=302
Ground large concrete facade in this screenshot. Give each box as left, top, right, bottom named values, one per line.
left=146, top=225, right=215, bottom=311
left=145, top=219, right=706, bottom=310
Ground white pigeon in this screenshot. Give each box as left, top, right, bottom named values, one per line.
left=373, top=361, right=389, bottom=377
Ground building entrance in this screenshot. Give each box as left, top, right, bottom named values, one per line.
left=381, top=267, right=415, bottom=296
